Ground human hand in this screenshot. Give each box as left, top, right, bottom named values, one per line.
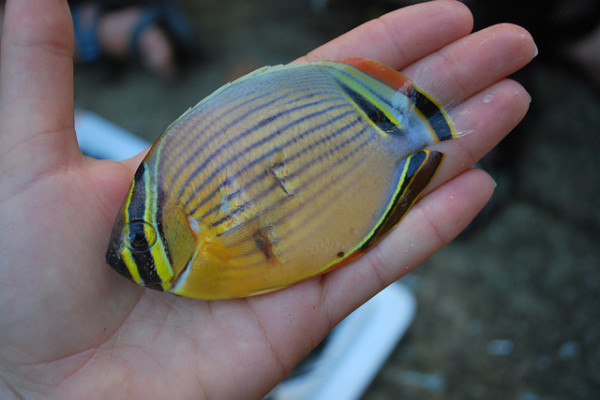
left=0, top=0, right=535, bottom=398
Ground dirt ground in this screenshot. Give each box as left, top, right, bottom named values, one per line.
left=73, top=1, right=600, bottom=399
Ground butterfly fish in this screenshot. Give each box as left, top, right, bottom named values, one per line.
left=106, top=57, right=458, bottom=299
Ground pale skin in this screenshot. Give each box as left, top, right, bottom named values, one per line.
left=0, top=0, right=535, bottom=398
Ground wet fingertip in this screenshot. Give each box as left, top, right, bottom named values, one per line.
left=490, top=23, right=537, bottom=61
left=498, top=78, right=532, bottom=107
left=516, top=28, right=538, bottom=59
left=489, top=173, right=498, bottom=188
left=515, top=82, right=532, bottom=105
left=439, top=0, right=474, bottom=21
left=519, top=31, right=538, bottom=59
left=470, top=168, right=497, bottom=199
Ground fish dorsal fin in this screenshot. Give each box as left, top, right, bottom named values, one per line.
left=333, top=57, right=457, bottom=142
left=334, top=57, right=413, bottom=92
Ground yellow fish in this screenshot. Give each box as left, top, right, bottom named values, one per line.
left=106, top=57, right=457, bottom=299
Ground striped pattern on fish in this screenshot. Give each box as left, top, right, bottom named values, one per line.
left=106, top=57, right=457, bottom=299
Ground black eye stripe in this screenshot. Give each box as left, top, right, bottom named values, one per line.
left=124, top=219, right=162, bottom=288
left=124, top=163, right=166, bottom=289
left=128, top=164, right=148, bottom=220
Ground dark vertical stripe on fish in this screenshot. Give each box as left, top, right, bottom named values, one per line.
left=408, top=89, right=453, bottom=141
left=337, top=83, right=404, bottom=135
left=128, top=164, right=148, bottom=220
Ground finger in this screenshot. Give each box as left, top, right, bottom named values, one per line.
left=403, top=23, right=537, bottom=104
left=245, top=162, right=497, bottom=375
left=278, top=81, right=529, bottom=331
left=399, top=24, right=535, bottom=194
left=321, top=168, right=495, bottom=320
left=0, top=0, right=77, bottom=168
left=296, top=0, right=473, bottom=69
left=427, top=78, right=531, bottom=190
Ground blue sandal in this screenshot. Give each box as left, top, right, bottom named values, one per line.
left=71, top=5, right=101, bottom=64
left=130, top=3, right=200, bottom=64
left=72, top=2, right=201, bottom=68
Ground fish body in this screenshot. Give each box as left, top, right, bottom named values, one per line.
left=106, top=57, right=456, bottom=299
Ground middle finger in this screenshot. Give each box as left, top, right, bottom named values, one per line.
left=403, top=23, right=537, bottom=105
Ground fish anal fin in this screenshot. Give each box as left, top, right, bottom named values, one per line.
left=362, top=150, right=444, bottom=249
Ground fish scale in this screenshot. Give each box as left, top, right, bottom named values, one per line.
left=169, top=82, right=337, bottom=197
left=186, top=100, right=352, bottom=217
left=106, top=57, right=457, bottom=299
left=181, top=97, right=347, bottom=204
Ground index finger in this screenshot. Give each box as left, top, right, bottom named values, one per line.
left=295, top=0, right=474, bottom=69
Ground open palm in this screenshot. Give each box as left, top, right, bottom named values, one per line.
left=0, top=0, right=535, bottom=398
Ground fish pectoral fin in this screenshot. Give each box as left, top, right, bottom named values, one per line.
left=364, top=150, right=444, bottom=247
left=216, top=207, right=286, bottom=265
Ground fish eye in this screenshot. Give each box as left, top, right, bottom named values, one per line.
left=125, top=220, right=157, bottom=253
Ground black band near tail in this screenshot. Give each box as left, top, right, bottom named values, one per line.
left=409, top=89, right=454, bottom=141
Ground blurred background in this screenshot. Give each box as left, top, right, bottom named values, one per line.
left=72, top=0, right=600, bottom=399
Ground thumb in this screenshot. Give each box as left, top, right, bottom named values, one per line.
left=0, top=0, right=79, bottom=188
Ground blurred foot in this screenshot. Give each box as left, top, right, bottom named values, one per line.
left=72, top=2, right=198, bottom=78
left=98, top=5, right=175, bottom=77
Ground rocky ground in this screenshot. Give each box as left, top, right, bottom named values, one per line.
left=74, top=1, right=600, bottom=399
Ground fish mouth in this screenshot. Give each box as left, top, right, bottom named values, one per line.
left=105, top=246, right=165, bottom=291
left=106, top=244, right=134, bottom=282
left=143, top=281, right=165, bottom=291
